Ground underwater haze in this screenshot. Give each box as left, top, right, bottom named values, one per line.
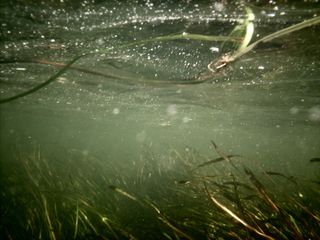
left=1, top=1, right=320, bottom=239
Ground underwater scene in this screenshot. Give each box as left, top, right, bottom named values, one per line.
left=1, top=0, right=319, bottom=239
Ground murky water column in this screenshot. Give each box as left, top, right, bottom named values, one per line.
left=1, top=1, right=320, bottom=239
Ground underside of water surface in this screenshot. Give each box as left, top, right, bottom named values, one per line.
left=0, top=0, right=320, bottom=239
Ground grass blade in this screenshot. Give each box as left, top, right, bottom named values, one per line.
left=0, top=55, right=82, bottom=104
left=203, top=181, right=275, bottom=240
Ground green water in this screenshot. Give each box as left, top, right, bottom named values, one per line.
left=1, top=1, right=320, bottom=239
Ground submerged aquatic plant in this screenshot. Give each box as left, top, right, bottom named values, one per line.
left=0, top=56, right=82, bottom=104
left=1, top=142, right=319, bottom=239
left=198, top=15, right=320, bottom=80
left=1, top=11, right=319, bottom=104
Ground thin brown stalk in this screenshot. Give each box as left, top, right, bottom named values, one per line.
left=146, top=201, right=194, bottom=240
left=73, top=201, right=79, bottom=239
left=109, top=185, right=193, bottom=240
left=200, top=16, right=320, bottom=81
left=41, top=194, right=56, bottom=240
left=244, top=167, right=304, bottom=240
left=192, top=155, right=240, bottom=171
left=244, top=168, right=280, bottom=213
left=210, top=141, right=238, bottom=169
left=203, top=181, right=275, bottom=240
